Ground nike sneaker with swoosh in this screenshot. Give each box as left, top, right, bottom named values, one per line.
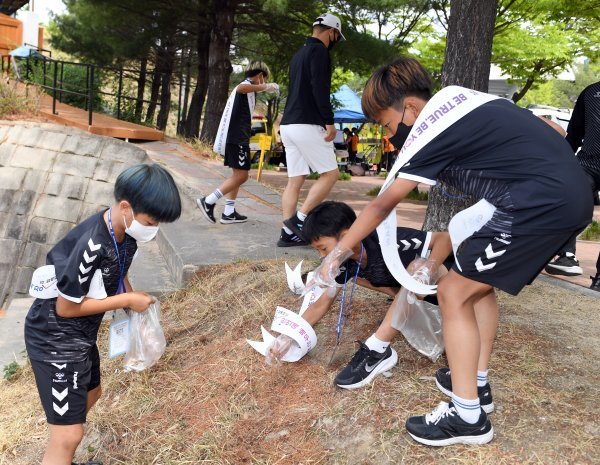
left=334, top=341, right=398, bottom=390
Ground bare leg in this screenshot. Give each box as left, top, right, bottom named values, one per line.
left=282, top=175, right=306, bottom=220
left=42, top=424, right=84, bottom=465
left=86, top=385, right=102, bottom=413
left=473, top=290, right=498, bottom=372
left=218, top=169, right=249, bottom=199
left=298, top=168, right=339, bottom=215
left=375, top=291, right=401, bottom=342
left=437, top=271, right=493, bottom=400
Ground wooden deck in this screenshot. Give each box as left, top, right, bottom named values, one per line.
left=39, top=94, right=164, bottom=141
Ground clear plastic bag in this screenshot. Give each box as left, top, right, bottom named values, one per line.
left=391, top=259, right=444, bottom=362
left=123, top=302, right=166, bottom=372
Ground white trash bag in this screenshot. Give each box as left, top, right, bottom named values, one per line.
left=391, top=259, right=444, bottom=362
left=124, top=302, right=166, bottom=372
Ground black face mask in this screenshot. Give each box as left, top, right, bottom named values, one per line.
left=389, top=122, right=413, bottom=148
left=328, top=32, right=339, bottom=50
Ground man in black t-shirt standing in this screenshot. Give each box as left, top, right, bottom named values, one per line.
left=277, top=13, right=344, bottom=247
left=545, top=81, right=600, bottom=291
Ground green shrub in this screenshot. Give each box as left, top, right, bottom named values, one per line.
left=366, top=186, right=381, bottom=196
left=307, top=171, right=351, bottom=181
left=580, top=220, right=600, bottom=241
left=3, top=361, right=21, bottom=381
left=405, top=188, right=429, bottom=201
left=0, top=80, right=40, bottom=116
left=251, top=162, right=278, bottom=171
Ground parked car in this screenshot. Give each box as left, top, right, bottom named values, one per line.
left=526, top=104, right=572, bottom=132
left=249, top=116, right=285, bottom=165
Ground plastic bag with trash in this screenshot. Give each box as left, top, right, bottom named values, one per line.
left=124, top=302, right=166, bottom=372
left=390, top=258, right=444, bottom=362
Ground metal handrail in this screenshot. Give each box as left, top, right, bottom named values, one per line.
left=2, top=54, right=164, bottom=128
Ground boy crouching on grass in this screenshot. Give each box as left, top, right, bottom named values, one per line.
left=271, top=201, right=457, bottom=389
left=24, top=164, right=181, bottom=465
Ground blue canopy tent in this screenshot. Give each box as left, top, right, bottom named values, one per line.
left=332, top=84, right=367, bottom=123
left=8, top=45, right=44, bottom=59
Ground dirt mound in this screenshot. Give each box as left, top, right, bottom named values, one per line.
left=1, top=260, right=599, bottom=464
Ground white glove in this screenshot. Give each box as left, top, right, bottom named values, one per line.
left=265, top=334, right=294, bottom=366
left=303, top=244, right=353, bottom=295
left=406, top=258, right=439, bottom=304
left=264, top=83, right=280, bottom=93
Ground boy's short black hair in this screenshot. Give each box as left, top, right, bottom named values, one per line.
left=114, top=163, right=182, bottom=222
left=303, top=201, right=356, bottom=243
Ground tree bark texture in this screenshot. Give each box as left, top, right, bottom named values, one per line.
left=200, top=0, right=237, bottom=144
left=423, top=0, right=498, bottom=232
left=183, top=23, right=211, bottom=138
left=135, top=56, right=147, bottom=122
left=145, top=65, right=162, bottom=123
left=156, top=45, right=176, bottom=131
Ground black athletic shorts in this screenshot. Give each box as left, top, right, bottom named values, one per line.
left=30, top=345, right=101, bottom=425
left=224, top=143, right=251, bottom=170
left=453, top=226, right=585, bottom=295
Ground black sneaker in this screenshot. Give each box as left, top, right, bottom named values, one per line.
left=220, top=210, right=248, bottom=224
left=72, top=461, right=103, bottom=465
left=406, top=401, right=493, bottom=446
left=196, top=197, right=216, bottom=224
left=590, top=274, right=600, bottom=292
left=335, top=341, right=398, bottom=390
left=435, top=368, right=494, bottom=413
left=283, top=213, right=305, bottom=241
left=276, top=229, right=307, bottom=247
left=544, top=252, right=583, bottom=276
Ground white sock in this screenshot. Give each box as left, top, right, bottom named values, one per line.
left=224, top=199, right=235, bottom=216
left=297, top=210, right=307, bottom=221
left=451, top=393, right=481, bottom=424
left=364, top=334, right=389, bottom=353
left=283, top=226, right=293, bottom=235
left=477, top=370, right=488, bottom=387
left=206, top=189, right=223, bottom=205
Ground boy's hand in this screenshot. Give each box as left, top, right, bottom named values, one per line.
left=308, top=243, right=352, bottom=291
left=265, top=334, right=294, bottom=366
left=127, top=291, right=157, bottom=313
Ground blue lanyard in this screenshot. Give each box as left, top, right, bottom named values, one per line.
left=335, top=243, right=364, bottom=341
left=107, top=208, right=128, bottom=294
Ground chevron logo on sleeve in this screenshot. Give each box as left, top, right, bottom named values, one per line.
left=79, top=239, right=101, bottom=284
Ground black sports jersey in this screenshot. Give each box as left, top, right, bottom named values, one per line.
left=566, top=81, right=600, bottom=179
left=397, top=99, right=593, bottom=235
left=25, top=211, right=138, bottom=363
left=336, top=228, right=431, bottom=287
left=226, top=83, right=253, bottom=145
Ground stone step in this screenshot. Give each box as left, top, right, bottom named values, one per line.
left=127, top=238, right=178, bottom=299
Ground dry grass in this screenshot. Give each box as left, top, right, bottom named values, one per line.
left=1, top=261, right=599, bottom=464
left=0, top=78, right=41, bottom=118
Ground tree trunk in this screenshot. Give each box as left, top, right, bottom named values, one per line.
left=200, top=0, right=237, bottom=144
left=156, top=45, right=176, bottom=131
left=135, top=56, right=147, bottom=122
left=422, top=0, right=498, bottom=232
left=183, top=23, right=211, bottom=138
left=145, top=65, right=162, bottom=123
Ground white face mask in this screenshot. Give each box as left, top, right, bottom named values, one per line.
left=123, top=212, right=159, bottom=242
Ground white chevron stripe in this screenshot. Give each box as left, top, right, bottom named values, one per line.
left=400, top=239, right=411, bottom=251
left=485, top=243, right=506, bottom=259
left=78, top=275, right=89, bottom=284
left=476, top=257, right=496, bottom=272
left=412, top=238, right=422, bottom=248
left=88, top=238, right=101, bottom=251
left=51, top=363, right=67, bottom=370
left=53, top=402, right=69, bottom=416
left=52, top=387, right=68, bottom=402
left=79, top=263, right=92, bottom=275
left=83, top=250, right=97, bottom=263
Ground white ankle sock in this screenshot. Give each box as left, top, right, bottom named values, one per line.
left=206, top=189, right=223, bottom=205
left=224, top=199, right=235, bottom=216
left=283, top=226, right=293, bottom=235
left=364, top=334, right=389, bottom=353
left=477, top=370, right=488, bottom=387
left=297, top=210, right=307, bottom=221
left=451, top=393, right=481, bottom=424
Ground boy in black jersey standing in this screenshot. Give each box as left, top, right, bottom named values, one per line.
left=198, top=61, right=279, bottom=225
left=24, top=164, right=181, bottom=465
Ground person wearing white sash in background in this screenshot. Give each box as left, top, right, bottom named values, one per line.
left=313, top=57, right=592, bottom=446
left=198, top=61, right=279, bottom=225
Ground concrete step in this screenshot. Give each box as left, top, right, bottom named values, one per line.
left=0, top=297, right=33, bottom=369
